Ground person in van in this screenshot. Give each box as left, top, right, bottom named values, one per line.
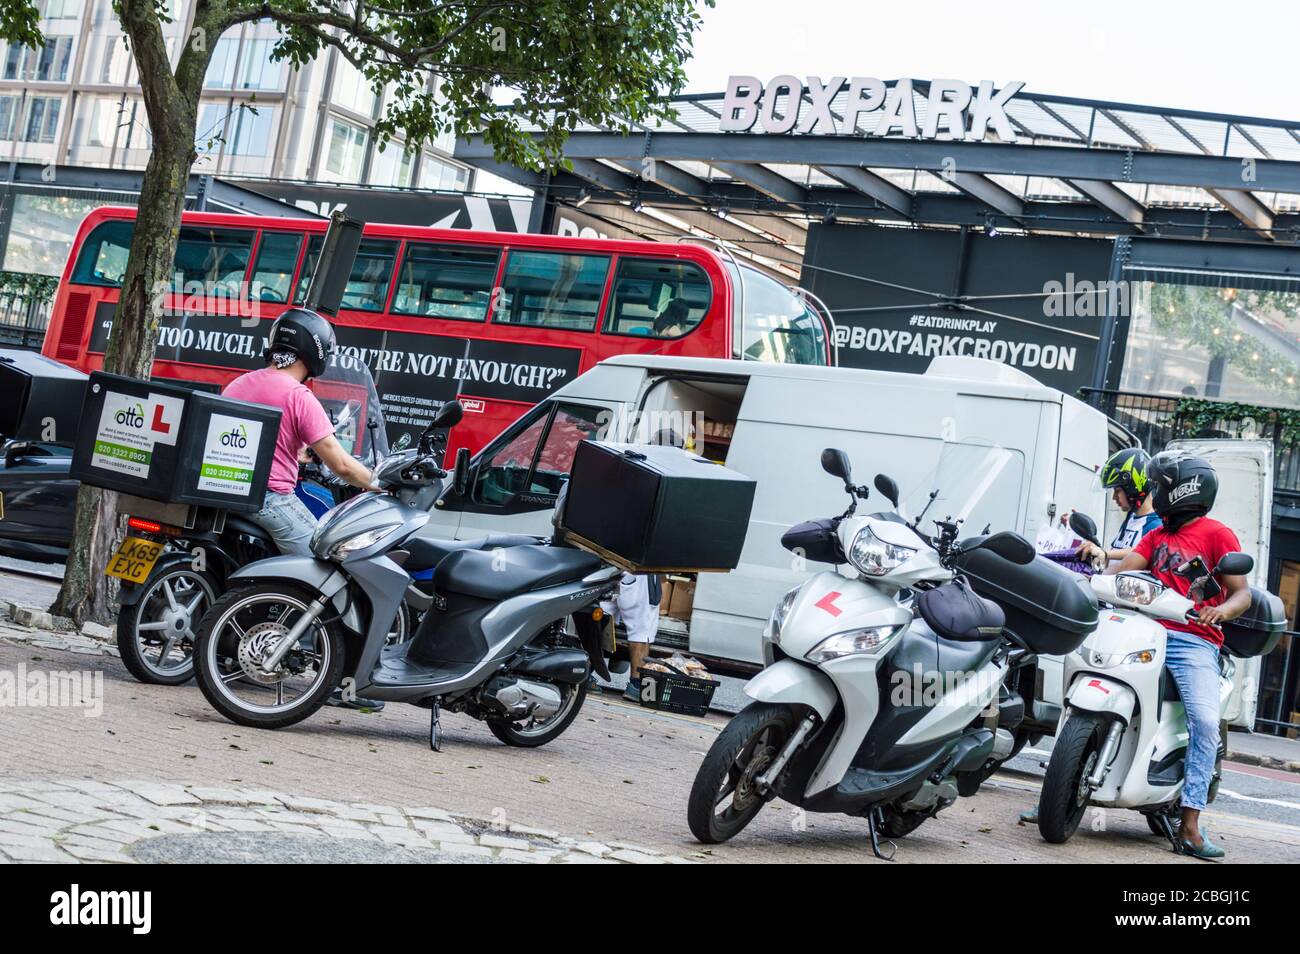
left=1077, top=447, right=1162, bottom=573
left=1112, top=453, right=1252, bottom=859
left=222, top=309, right=377, bottom=554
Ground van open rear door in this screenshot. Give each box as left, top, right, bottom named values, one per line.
left=1168, top=438, right=1273, bottom=728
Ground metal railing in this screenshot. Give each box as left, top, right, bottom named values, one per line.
left=0, top=274, right=54, bottom=350
left=1079, top=387, right=1300, bottom=492
left=1255, top=631, right=1299, bottom=738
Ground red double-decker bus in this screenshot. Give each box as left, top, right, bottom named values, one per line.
left=43, top=207, right=834, bottom=456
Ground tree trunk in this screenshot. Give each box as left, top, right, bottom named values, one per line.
left=50, top=0, right=207, bottom=623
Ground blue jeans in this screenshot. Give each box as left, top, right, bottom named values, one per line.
left=1164, top=630, right=1222, bottom=811
left=249, top=490, right=318, bottom=556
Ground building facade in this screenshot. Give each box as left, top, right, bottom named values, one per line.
left=0, top=0, right=478, bottom=278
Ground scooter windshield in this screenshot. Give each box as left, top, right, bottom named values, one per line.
left=312, top=353, right=390, bottom=465
left=899, top=441, right=1025, bottom=537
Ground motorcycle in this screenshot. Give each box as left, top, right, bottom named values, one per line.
left=1037, top=512, right=1285, bottom=849
left=687, top=445, right=1095, bottom=856
left=115, top=360, right=499, bottom=685
left=190, top=413, right=610, bottom=750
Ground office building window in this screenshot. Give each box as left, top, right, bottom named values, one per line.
left=23, top=97, right=62, bottom=143
left=228, top=103, right=274, bottom=156
left=420, top=154, right=470, bottom=191
left=324, top=117, right=367, bottom=180
left=237, top=38, right=285, bottom=91
left=369, top=141, right=414, bottom=187
left=4, top=193, right=99, bottom=276
left=205, top=37, right=238, bottom=89
left=0, top=95, right=18, bottom=141
left=2, top=35, right=74, bottom=82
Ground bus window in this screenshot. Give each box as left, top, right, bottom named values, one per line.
left=728, top=263, right=830, bottom=366
left=343, top=239, right=398, bottom=311
left=495, top=250, right=608, bottom=331
left=171, top=227, right=255, bottom=293
left=71, top=220, right=133, bottom=287
left=392, top=243, right=499, bottom=321
left=292, top=236, right=397, bottom=312
left=604, top=258, right=710, bottom=338
left=250, top=232, right=303, bottom=303
left=473, top=402, right=604, bottom=506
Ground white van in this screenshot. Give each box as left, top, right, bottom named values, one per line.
left=426, top=353, right=1112, bottom=681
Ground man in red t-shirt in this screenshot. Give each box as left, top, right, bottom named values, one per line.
left=1115, top=453, right=1252, bottom=860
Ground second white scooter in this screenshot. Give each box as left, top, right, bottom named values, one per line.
left=1038, top=512, right=1284, bottom=848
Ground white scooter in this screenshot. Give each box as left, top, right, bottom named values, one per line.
left=1039, top=512, right=1284, bottom=849
left=687, top=447, right=1095, bottom=857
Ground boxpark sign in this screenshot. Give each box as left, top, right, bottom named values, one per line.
left=720, top=76, right=1026, bottom=141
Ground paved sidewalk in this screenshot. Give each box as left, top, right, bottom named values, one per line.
left=0, top=779, right=685, bottom=864
left=1226, top=730, right=1300, bottom=773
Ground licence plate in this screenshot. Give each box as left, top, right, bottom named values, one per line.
left=104, top=536, right=164, bottom=584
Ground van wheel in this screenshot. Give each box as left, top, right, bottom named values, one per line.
left=1038, top=716, right=1103, bottom=844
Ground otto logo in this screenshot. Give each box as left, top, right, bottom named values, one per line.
left=221, top=424, right=249, bottom=448
left=115, top=403, right=145, bottom=428
left=1168, top=475, right=1201, bottom=504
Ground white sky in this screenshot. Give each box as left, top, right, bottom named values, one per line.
left=684, top=0, right=1300, bottom=122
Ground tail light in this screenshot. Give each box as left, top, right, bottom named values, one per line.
left=127, top=517, right=179, bottom=536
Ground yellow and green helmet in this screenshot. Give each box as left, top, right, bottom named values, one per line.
left=1098, top=447, right=1151, bottom=509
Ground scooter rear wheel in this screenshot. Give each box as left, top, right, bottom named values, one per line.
left=117, top=559, right=219, bottom=686
left=1038, top=715, right=1103, bottom=844
left=687, top=702, right=796, bottom=844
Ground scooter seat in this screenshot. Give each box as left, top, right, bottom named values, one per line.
left=916, top=579, right=1005, bottom=642
left=404, top=533, right=541, bottom=572
left=434, top=544, right=605, bottom=600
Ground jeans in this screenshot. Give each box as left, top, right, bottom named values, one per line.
left=1164, top=630, right=1222, bottom=811
left=249, top=490, right=318, bottom=556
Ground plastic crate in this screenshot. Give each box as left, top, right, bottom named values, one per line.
left=638, top=661, right=718, bottom=716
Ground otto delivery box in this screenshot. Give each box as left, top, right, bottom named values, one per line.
left=560, top=441, right=756, bottom=572
left=70, top=371, right=280, bottom=513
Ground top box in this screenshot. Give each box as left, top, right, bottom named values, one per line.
left=560, top=441, right=756, bottom=573
left=69, top=372, right=281, bottom=514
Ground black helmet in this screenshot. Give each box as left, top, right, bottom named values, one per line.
left=266, top=308, right=336, bottom=378
left=1098, top=447, right=1151, bottom=510
left=1148, top=451, right=1217, bottom=527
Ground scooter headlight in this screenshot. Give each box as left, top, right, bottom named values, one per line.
left=848, top=526, right=917, bottom=577
left=807, top=625, right=902, bottom=663
left=327, top=524, right=401, bottom=561
left=767, top=585, right=802, bottom=645
left=1114, top=574, right=1164, bottom=606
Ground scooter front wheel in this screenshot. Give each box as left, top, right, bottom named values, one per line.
left=687, top=702, right=797, bottom=844
left=193, top=583, right=345, bottom=730
left=1038, top=715, right=1103, bottom=844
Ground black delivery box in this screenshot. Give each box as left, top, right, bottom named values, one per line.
left=0, top=349, right=88, bottom=444
left=560, top=441, right=756, bottom=573
left=69, top=371, right=281, bottom=513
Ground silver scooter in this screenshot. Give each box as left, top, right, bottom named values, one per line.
left=192, top=406, right=616, bottom=750
left=687, top=446, right=1092, bottom=857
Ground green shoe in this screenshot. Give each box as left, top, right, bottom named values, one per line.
left=1177, top=832, right=1225, bottom=861
left=1019, top=805, right=1039, bottom=824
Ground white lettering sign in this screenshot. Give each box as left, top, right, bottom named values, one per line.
left=720, top=76, right=1025, bottom=141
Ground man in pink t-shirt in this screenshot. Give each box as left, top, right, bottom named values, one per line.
left=223, top=310, right=375, bottom=554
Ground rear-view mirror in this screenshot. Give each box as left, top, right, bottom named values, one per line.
left=820, top=448, right=852, bottom=484
left=1216, top=552, right=1254, bottom=577
left=453, top=447, right=471, bottom=497
left=1068, top=511, right=1100, bottom=546
left=873, top=474, right=899, bottom=508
